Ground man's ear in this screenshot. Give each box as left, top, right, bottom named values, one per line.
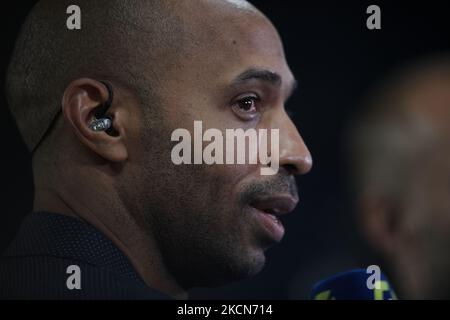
left=62, top=78, right=128, bottom=162
left=358, top=193, right=406, bottom=258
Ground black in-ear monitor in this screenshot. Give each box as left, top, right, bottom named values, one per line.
left=89, top=81, right=114, bottom=132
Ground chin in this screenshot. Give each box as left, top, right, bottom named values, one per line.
left=194, top=247, right=267, bottom=288
left=229, top=246, right=267, bottom=280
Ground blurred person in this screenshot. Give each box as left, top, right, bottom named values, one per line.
left=349, top=55, right=450, bottom=299
left=0, top=0, right=312, bottom=299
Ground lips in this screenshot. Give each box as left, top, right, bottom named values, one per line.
left=249, top=195, right=299, bottom=243
left=249, top=195, right=299, bottom=216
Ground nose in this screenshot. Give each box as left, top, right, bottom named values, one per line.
left=276, top=111, right=313, bottom=175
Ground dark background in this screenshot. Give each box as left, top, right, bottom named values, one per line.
left=1, top=1, right=449, bottom=299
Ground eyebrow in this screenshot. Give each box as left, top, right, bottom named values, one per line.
left=232, top=68, right=298, bottom=97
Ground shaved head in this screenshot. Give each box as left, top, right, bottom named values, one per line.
left=7, top=0, right=260, bottom=153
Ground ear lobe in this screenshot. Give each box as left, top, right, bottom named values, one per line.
left=61, top=78, right=128, bottom=162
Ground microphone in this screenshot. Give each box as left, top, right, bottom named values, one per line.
left=311, top=268, right=398, bottom=300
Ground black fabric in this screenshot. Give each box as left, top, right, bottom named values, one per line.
left=0, top=212, right=168, bottom=300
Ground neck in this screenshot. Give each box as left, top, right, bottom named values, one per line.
left=33, top=170, right=188, bottom=299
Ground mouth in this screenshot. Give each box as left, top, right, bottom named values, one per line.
left=249, top=195, right=299, bottom=243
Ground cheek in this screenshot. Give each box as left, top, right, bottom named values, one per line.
left=166, top=163, right=252, bottom=235
left=178, top=163, right=240, bottom=209
left=139, top=106, right=259, bottom=215
left=200, top=162, right=264, bottom=214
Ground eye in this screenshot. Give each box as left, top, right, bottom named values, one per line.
left=231, top=95, right=261, bottom=120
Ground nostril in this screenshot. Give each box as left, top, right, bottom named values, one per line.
left=281, top=155, right=313, bottom=175
left=283, top=163, right=298, bottom=175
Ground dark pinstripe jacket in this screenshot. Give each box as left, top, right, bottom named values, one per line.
left=0, top=212, right=167, bottom=300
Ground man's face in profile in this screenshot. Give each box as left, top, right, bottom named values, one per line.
left=119, top=2, right=312, bottom=288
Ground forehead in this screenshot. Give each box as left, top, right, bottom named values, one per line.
left=175, top=3, right=294, bottom=86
